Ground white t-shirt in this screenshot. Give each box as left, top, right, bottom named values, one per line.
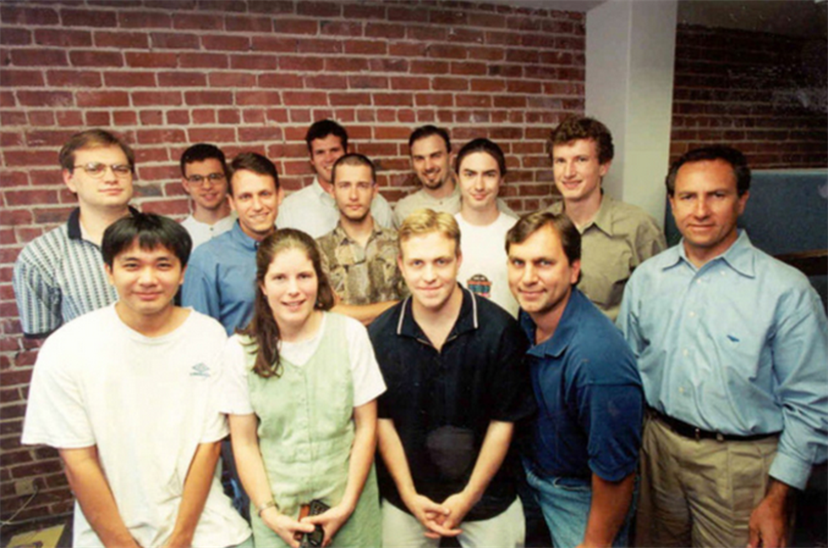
left=455, top=212, right=520, bottom=318
left=221, top=313, right=386, bottom=414
left=180, top=212, right=236, bottom=250
left=22, top=305, right=251, bottom=548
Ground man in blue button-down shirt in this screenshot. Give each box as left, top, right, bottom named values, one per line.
left=618, top=145, right=828, bottom=548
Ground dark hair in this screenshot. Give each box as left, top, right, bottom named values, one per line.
left=549, top=116, right=614, bottom=165
left=506, top=211, right=581, bottom=285
left=59, top=129, right=135, bottom=175
left=455, top=138, right=507, bottom=177
left=408, top=125, right=451, bottom=153
left=241, top=229, right=335, bottom=378
left=305, top=119, right=348, bottom=154
left=102, top=213, right=192, bottom=268
left=180, top=143, right=229, bottom=179
left=332, top=153, right=376, bottom=185
left=665, top=145, right=751, bottom=197
left=228, top=152, right=280, bottom=196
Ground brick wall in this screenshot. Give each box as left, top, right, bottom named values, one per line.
left=671, top=23, right=828, bottom=168
left=0, top=0, right=585, bottom=523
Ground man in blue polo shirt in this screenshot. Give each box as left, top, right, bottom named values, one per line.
left=507, top=211, right=643, bottom=548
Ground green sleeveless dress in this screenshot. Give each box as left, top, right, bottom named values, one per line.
left=244, top=313, right=381, bottom=548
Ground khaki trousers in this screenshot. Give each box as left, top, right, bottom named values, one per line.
left=635, top=414, right=779, bottom=548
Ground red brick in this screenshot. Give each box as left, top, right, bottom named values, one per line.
left=186, top=127, right=235, bottom=143
left=0, top=71, right=44, bottom=87
left=489, top=64, right=523, bottom=78
left=433, top=77, right=468, bottom=91
left=166, top=110, right=189, bottom=125
left=10, top=459, right=63, bottom=479
left=451, top=61, right=487, bottom=76
left=9, top=49, right=67, bottom=67
left=265, top=109, right=289, bottom=124
left=150, top=32, right=199, bottom=50
left=112, top=111, right=137, bottom=126
left=46, top=70, right=101, bottom=88
left=208, top=72, right=255, bottom=88
left=85, top=110, right=110, bottom=126
left=172, top=13, right=222, bottom=30
left=236, top=91, right=282, bottom=106
left=27, top=111, right=56, bottom=126
left=282, top=91, right=326, bottom=106
left=134, top=146, right=168, bottom=163
left=388, top=6, right=428, bottom=23
left=304, top=75, right=347, bottom=89
left=4, top=189, right=59, bottom=206
left=415, top=93, right=453, bottom=107
left=272, top=19, right=317, bottom=35
left=158, top=72, right=207, bottom=87
left=324, top=58, right=369, bottom=72
left=184, top=91, right=232, bottom=105
left=507, top=80, right=542, bottom=94
left=365, top=23, right=404, bottom=40
left=135, top=129, right=185, bottom=145
left=409, top=26, right=447, bottom=42
left=61, top=8, right=116, bottom=27
left=55, top=111, right=84, bottom=126
left=76, top=91, right=128, bottom=107
left=202, top=34, right=249, bottom=51
left=374, top=126, right=410, bottom=140
left=125, top=52, right=177, bottom=68
left=226, top=15, right=273, bottom=33
left=468, top=12, right=506, bottom=28
left=389, top=43, right=427, bottom=57
left=297, top=1, right=340, bottom=17
left=33, top=29, right=91, bottom=47
left=258, top=73, right=303, bottom=89
left=448, top=28, right=485, bottom=45
left=217, top=109, right=240, bottom=124
left=297, top=39, right=343, bottom=55
left=196, top=0, right=245, bottom=12
left=542, top=19, right=575, bottom=34
left=191, top=109, right=215, bottom=124
left=279, top=56, right=323, bottom=71
left=320, top=21, right=362, bottom=37
left=0, top=93, right=15, bottom=108
left=238, top=127, right=283, bottom=142
left=69, top=50, right=122, bottom=67
left=119, top=11, right=171, bottom=29
left=16, top=91, right=73, bottom=108
left=94, top=31, right=148, bottom=49
left=131, top=91, right=182, bottom=107
left=468, top=47, right=504, bottom=62
left=427, top=44, right=467, bottom=60
left=104, top=71, right=157, bottom=88
left=0, top=6, right=59, bottom=26
left=343, top=40, right=384, bottom=55
left=230, top=54, right=277, bottom=71
left=24, top=130, right=76, bottom=147
left=0, top=368, right=32, bottom=386
left=251, top=36, right=296, bottom=52
left=329, top=92, right=370, bottom=106
left=430, top=8, right=467, bottom=26
left=0, top=209, right=32, bottom=225
left=389, top=77, right=429, bottom=91
left=348, top=75, right=389, bottom=90
left=0, top=27, right=31, bottom=46
left=0, top=170, right=28, bottom=186
left=410, top=60, right=449, bottom=75
left=372, top=93, right=413, bottom=107
left=0, top=132, right=23, bottom=147
left=179, top=53, right=228, bottom=69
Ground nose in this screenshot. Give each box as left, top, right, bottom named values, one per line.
left=565, top=160, right=577, bottom=178
left=251, top=194, right=263, bottom=210
left=425, top=158, right=435, bottom=172
left=423, top=263, right=437, bottom=282
left=138, top=266, right=156, bottom=285
left=521, top=263, right=538, bottom=285
left=348, top=184, right=359, bottom=201
left=287, top=276, right=300, bottom=294
left=695, top=197, right=710, bottom=218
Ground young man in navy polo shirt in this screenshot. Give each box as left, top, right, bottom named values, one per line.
left=369, top=209, right=535, bottom=547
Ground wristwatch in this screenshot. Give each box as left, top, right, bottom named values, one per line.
left=257, top=499, right=279, bottom=517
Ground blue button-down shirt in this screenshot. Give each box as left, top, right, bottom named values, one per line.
left=182, top=221, right=258, bottom=335
left=618, top=231, right=828, bottom=490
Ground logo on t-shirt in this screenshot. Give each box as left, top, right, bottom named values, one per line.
left=190, top=363, right=210, bottom=378
left=467, top=274, right=492, bottom=299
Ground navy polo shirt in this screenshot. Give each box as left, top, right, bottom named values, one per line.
left=521, top=288, right=644, bottom=482
left=370, top=286, right=536, bottom=521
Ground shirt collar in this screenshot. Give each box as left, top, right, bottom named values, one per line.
left=671, top=229, right=755, bottom=277
left=396, top=285, right=479, bottom=342
left=230, top=219, right=261, bottom=251
left=332, top=220, right=383, bottom=246
left=520, top=288, right=587, bottom=358
left=68, top=206, right=139, bottom=241
left=312, top=176, right=337, bottom=208
left=589, top=193, right=614, bottom=235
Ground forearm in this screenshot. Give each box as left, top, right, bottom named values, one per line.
left=228, top=415, right=279, bottom=512
left=582, top=472, right=635, bottom=548
left=377, top=418, right=417, bottom=501
left=60, top=447, right=139, bottom=548
left=331, top=301, right=397, bottom=326
left=166, top=442, right=222, bottom=547
left=339, top=402, right=378, bottom=511
left=461, top=421, right=513, bottom=504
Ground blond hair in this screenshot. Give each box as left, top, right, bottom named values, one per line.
left=398, top=208, right=461, bottom=257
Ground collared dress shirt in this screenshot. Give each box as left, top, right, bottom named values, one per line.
left=276, top=177, right=395, bottom=238
left=180, top=212, right=236, bottom=250
left=548, top=195, right=666, bottom=321
left=618, top=230, right=828, bottom=490
left=316, top=222, right=407, bottom=305
left=181, top=221, right=258, bottom=335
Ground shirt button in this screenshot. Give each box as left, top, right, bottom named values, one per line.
left=683, top=349, right=689, bottom=357
left=689, top=311, right=696, bottom=318
left=696, top=279, right=702, bottom=285
left=679, top=387, right=685, bottom=394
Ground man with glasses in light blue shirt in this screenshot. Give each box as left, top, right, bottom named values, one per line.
left=13, top=129, right=137, bottom=339
left=618, top=145, right=828, bottom=548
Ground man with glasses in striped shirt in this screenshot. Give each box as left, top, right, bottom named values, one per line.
left=13, top=129, right=136, bottom=339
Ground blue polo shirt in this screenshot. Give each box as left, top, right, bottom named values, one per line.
left=181, top=221, right=258, bottom=335
left=521, top=288, right=643, bottom=482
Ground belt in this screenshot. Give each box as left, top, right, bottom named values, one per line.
left=649, top=409, right=779, bottom=442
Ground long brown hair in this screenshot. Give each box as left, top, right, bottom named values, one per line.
left=240, top=229, right=335, bottom=378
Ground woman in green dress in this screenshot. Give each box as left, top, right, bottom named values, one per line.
left=221, top=229, right=384, bottom=547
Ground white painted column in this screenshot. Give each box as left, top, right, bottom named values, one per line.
left=585, top=0, right=678, bottom=226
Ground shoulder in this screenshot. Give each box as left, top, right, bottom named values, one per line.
left=395, top=190, right=422, bottom=208
left=473, top=293, right=520, bottom=334
left=17, top=225, right=71, bottom=266
left=368, top=299, right=404, bottom=339
left=188, top=233, right=231, bottom=267
left=566, top=299, right=639, bottom=382
left=607, top=199, right=661, bottom=232
left=43, top=307, right=112, bottom=351
left=186, top=309, right=228, bottom=336
left=282, top=184, right=315, bottom=205
left=316, top=231, right=337, bottom=252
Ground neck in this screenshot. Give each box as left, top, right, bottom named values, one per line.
left=411, top=284, right=463, bottom=350
left=683, top=232, right=739, bottom=269
left=530, top=290, right=572, bottom=345
left=279, top=309, right=323, bottom=343
left=425, top=176, right=456, bottom=200
left=79, top=205, right=131, bottom=245
left=192, top=201, right=231, bottom=225
left=563, top=191, right=602, bottom=228
left=340, top=215, right=374, bottom=247
left=115, top=303, right=186, bottom=338
left=460, top=205, right=499, bottom=226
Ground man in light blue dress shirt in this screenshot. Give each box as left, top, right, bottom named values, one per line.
left=618, top=145, right=827, bottom=548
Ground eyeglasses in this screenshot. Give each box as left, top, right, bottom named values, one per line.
left=73, top=163, right=133, bottom=178
left=186, top=173, right=227, bottom=185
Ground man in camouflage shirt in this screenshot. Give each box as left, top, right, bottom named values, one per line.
left=317, top=153, right=407, bottom=325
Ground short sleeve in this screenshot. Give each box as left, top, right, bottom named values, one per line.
left=181, top=252, right=220, bottom=320
left=345, top=318, right=387, bottom=407
left=22, top=334, right=95, bottom=448
left=219, top=335, right=255, bottom=415
left=13, top=247, right=62, bottom=337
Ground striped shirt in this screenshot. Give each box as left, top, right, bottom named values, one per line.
left=13, top=208, right=120, bottom=338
